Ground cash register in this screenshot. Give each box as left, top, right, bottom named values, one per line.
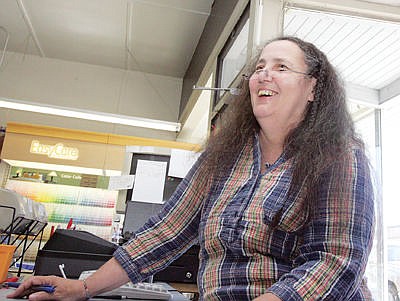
left=33, top=230, right=190, bottom=300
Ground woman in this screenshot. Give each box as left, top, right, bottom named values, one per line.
left=8, top=36, right=375, bottom=301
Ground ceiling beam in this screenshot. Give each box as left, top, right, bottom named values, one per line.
left=286, top=0, right=400, bottom=23
left=345, top=82, right=380, bottom=106
left=379, top=76, right=400, bottom=105
left=125, top=1, right=134, bottom=70
left=16, top=0, right=45, bottom=57
left=0, top=26, right=10, bottom=68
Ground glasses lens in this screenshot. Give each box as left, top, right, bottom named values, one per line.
left=251, top=69, right=268, bottom=79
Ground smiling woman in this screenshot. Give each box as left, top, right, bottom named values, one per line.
left=198, top=36, right=374, bottom=300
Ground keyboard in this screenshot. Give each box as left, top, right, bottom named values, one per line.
left=79, top=270, right=172, bottom=300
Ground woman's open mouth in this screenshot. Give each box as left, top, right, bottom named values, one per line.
left=258, top=89, right=277, bottom=97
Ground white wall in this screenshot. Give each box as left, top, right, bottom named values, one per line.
left=0, top=51, right=182, bottom=140
left=177, top=75, right=213, bottom=145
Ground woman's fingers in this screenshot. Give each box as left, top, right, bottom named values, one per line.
left=6, top=276, right=59, bottom=299
left=26, top=291, right=55, bottom=301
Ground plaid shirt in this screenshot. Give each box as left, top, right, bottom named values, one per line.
left=114, top=135, right=375, bottom=300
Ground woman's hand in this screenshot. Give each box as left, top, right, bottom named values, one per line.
left=6, top=275, right=87, bottom=301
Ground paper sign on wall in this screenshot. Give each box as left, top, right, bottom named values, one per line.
left=168, top=149, right=200, bottom=178
left=108, top=175, right=135, bottom=190
left=132, top=160, right=167, bottom=204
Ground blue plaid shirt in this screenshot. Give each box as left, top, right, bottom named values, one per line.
left=114, top=135, right=375, bottom=300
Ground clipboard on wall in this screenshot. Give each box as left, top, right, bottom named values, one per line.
left=123, top=153, right=182, bottom=234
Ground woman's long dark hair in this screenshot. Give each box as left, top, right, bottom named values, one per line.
left=201, top=36, right=364, bottom=216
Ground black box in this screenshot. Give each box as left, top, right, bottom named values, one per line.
left=35, top=229, right=200, bottom=283
left=34, top=250, right=113, bottom=278
left=42, top=229, right=117, bottom=254
left=34, top=229, right=117, bottom=279
left=153, top=245, right=199, bottom=284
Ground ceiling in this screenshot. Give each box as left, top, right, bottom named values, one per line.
left=284, top=8, right=400, bottom=90
left=0, top=0, right=214, bottom=78
left=284, top=4, right=400, bottom=109
left=363, top=0, right=400, bottom=4
left=1, top=0, right=400, bottom=113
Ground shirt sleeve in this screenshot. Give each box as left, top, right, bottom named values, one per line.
left=267, top=148, right=375, bottom=300
left=113, top=153, right=210, bottom=283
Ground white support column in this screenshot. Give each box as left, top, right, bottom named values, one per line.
left=257, top=0, right=285, bottom=46
left=247, top=0, right=285, bottom=59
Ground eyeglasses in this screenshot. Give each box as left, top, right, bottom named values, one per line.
left=243, top=64, right=310, bottom=80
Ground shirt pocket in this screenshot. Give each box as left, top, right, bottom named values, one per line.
left=240, top=211, right=302, bottom=261
left=266, top=192, right=309, bottom=233
left=240, top=188, right=308, bottom=260
left=256, top=171, right=309, bottom=233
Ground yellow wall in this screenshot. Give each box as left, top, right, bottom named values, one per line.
left=5, top=122, right=200, bottom=151
left=1, top=122, right=200, bottom=173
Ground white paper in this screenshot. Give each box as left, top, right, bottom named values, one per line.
left=168, top=149, right=201, bottom=178
left=108, top=175, right=135, bottom=190
left=132, top=160, right=167, bottom=203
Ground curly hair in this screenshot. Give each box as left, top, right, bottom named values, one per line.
left=201, top=36, right=364, bottom=215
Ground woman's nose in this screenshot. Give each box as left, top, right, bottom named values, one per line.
left=257, top=69, right=272, bottom=81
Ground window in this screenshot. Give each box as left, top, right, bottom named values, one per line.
left=381, top=99, right=400, bottom=301
left=352, top=103, right=383, bottom=300
left=354, top=99, right=400, bottom=301
left=214, top=4, right=249, bottom=108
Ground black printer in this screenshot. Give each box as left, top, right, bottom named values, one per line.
left=35, top=229, right=199, bottom=284
left=34, top=229, right=117, bottom=279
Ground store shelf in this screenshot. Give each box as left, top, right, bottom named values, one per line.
left=1, top=204, right=47, bottom=276
left=6, top=179, right=117, bottom=241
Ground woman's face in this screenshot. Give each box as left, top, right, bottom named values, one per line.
left=249, top=40, right=316, bottom=130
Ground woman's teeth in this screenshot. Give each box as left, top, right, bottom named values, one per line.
left=258, top=90, right=274, bottom=97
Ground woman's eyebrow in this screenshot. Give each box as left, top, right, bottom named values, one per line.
left=272, top=57, right=291, bottom=64
left=256, top=58, right=266, bottom=65
left=256, top=57, right=291, bottom=65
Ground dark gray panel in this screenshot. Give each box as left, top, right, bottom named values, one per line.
left=179, top=0, right=241, bottom=116
left=123, top=201, right=163, bottom=234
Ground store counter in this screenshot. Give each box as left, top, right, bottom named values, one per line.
left=0, top=284, right=189, bottom=301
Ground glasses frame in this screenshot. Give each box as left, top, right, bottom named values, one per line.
left=243, top=66, right=311, bottom=81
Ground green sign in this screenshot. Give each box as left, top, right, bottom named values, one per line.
left=10, top=166, right=109, bottom=189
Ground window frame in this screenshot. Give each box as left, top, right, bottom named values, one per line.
left=213, top=4, right=250, bottom=109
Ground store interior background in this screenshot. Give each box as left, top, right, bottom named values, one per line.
left=1, top=0, right=400, bottom=300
